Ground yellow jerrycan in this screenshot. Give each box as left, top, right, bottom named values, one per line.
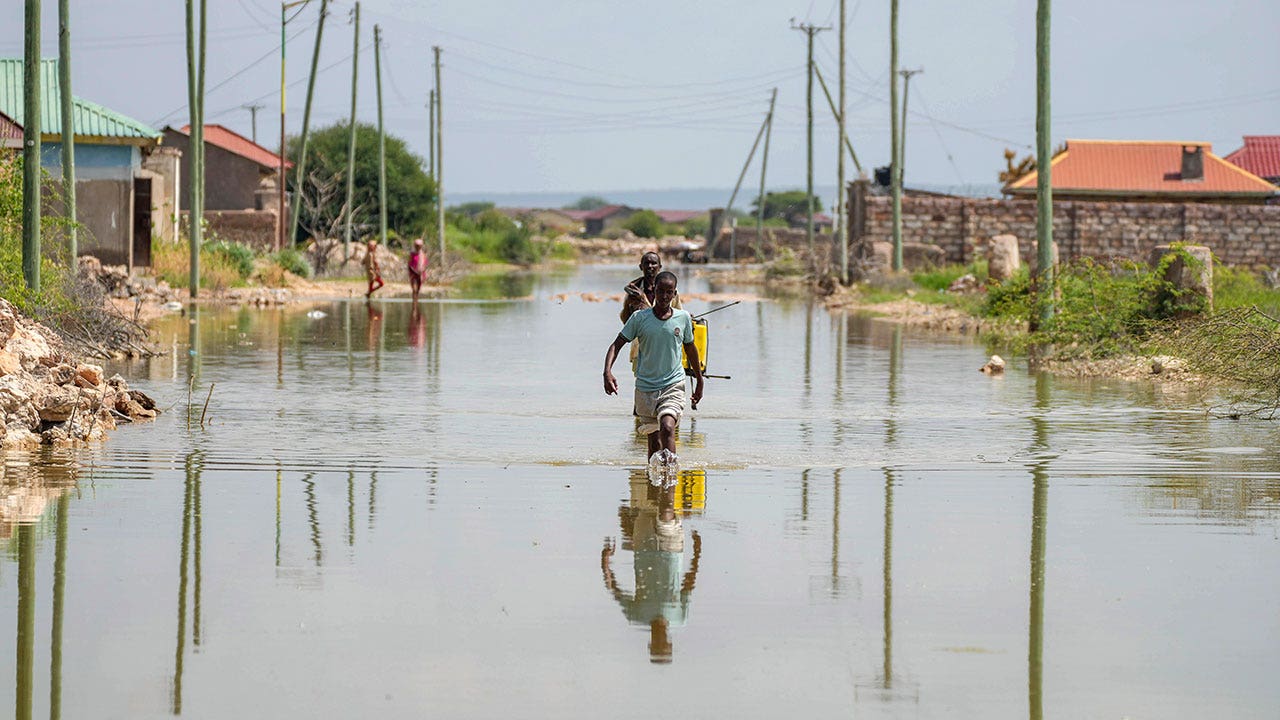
left=682, top=318, right=708, bottom=375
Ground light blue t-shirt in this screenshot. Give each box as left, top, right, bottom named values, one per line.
left=621, top=308, right=694, bottom=392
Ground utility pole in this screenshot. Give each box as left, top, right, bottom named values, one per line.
left=428, top=88, right=435, bottom=178
left=1035, top=0, right=1054, bottom=324
left=889, top=0, right=902, bottom=272
left=434, top=46, right=444, bottom=264
left=59, top=0, right=76, bottom=271
left=242, top=104, right=264, bottom=143
left=279, top=1, right=309, bottom=252
left=289, top=0, right=328, bottom=245
left=374, top=24, right=386, bottom=246
left=185, top=0, right=206, bottom=297
left=22, top=0, right=41, bottom=292
left=792, top=20, right=830, bottom=271
left=898, top=68, right=922, bottom=191
left=837, top=0, right=848, bottom=283
left=755, top=88, right=777, bottom=261
left=721, top=92, right=774, bottom=263
left=813, top=66, right=863, bottom=173
left=343, top=2, right=359, bottom=262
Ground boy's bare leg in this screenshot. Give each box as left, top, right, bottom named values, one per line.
left=647, top=431, right=660, bottom=458
left=659, top=415, right=677, bottom=455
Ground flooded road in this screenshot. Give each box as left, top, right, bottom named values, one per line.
left=2, top=264, right=1278, bottom=718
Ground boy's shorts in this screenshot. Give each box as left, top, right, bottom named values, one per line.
left=634, top=381, right=686, bottom=435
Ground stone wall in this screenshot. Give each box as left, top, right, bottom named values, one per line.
left=182, top=210, right=279, bottom=251
left=850, top=184, right=1280, bottom=267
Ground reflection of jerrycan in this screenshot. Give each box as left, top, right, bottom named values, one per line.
left=675, top=469, right=706, bottom=514
left=682, top=319, right=708, bottom=375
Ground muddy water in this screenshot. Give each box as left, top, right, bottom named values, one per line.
left=1, top=264, right=1278, bottom=719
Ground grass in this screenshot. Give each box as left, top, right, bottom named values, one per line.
left=152, top=239, right=248, bottom=292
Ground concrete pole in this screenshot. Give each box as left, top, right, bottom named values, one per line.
left=185, top=0, right=201, bottom=297
left=889, top=0, right=902, bottom=272
left=343, top=1, right=359, bottom=262
left=434, top=46, right=444, bottom=263
left=755, top=88, right=776, bottom=261
left=814, top=66, right=863, bottom=174
left=428, top=88, right=435, bottom=178
left=837, top=0, right=848, bottom=283
left=724, top=106, right=772, bottom=262
left=59, top=0, right=76, bottom=270
left=898, top=69, right=921, bottom=190
left=805, top=28, right=816, bottom=264
left=289, top=0, right=328, bottom=245
left=1035, top=0, right=1055, bottom=324
left=375, top=25, right=386, bottom=246
left=22, top=0, right=41, bottom=292
left=194, top=0, right=206, bottom=296
left=277, top=3, right=287, bottom=252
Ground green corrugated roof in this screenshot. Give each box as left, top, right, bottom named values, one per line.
left=0, top=58, right=160, bottom=141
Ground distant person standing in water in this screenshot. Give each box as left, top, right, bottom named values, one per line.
left=605, top=271, right=703, bottom=471
left=407, top=238, right=429, bottom=301
left=621, top=251, right=680, bottom=371
left=364, top=239, right=385, bottom=298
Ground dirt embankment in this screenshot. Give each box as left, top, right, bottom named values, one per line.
left=0, top=299, right=158, bottom=449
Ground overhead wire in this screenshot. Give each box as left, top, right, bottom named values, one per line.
left=912, top=84, right=967, bottom=183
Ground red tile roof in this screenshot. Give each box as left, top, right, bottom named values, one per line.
left=560, top=209, right=591, bottom=221
left=654, top=209, right=703, bottom=224
left=1004, top=139, right=1278, bottom=198
left=1224, top=136, right=1280, bottom=181
left=175, top=124, right=292, bottom=170
left=582, top=204, right=634, bottom=220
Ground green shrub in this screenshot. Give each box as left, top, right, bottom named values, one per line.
left=764, top=248, right=806, bottom=279
left=623, top=209, right=663, bottom=239
left=271, top=247, right=313, bottom=278
left=913, top=261, right=989, bottom=291
left=1214, top=264, right=1280, bottom=316
left=204, top=240, right=255, bottom=279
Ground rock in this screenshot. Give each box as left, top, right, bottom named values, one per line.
left=988, top=234, right=1021, bottom=283
left=1149, top=244, right=1213, bottom=316
left=128, top=389, right=158, bottom=411
left=0, top=349, right=19, bottom=377
left=49, top=364, right=76, bottom=386
left=980, top=354, right=1006, bottom=374
left=76, top=363, right=104, bottom=387
left=36, top=387, right=80, bottom=422
left=947, top=273, right=979, bottom=293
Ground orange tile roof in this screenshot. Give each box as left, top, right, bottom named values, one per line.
left=175, top=124, right=292, bottom=170
left=1224, top=135, right=1280, bottom=180
left=1005, top=139, right=1277, bottom=197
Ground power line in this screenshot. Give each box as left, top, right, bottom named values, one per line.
left=912, top=84, right=966, bottom=184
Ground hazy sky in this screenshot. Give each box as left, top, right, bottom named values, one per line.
left=3, top=0, right=1277, bottom=196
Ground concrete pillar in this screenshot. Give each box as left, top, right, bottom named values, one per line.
left=1150, top=243, right=1213, bottom=315
left=988, top=234, right=1022, bottom=282
left=141, top=146, right=181, bottom=244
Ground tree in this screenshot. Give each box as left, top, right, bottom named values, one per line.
left=286, top=122, right=435, bottom=244
left=564, top=195, right=609, bottom=211
left=449, top=201, right=495, bottom=218
left=623, top=209, right=663, bottom=238
left=751, top=191, right=823, bottom=225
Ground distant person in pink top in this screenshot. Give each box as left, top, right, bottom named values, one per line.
left=408, top=238, right=429, bottom=301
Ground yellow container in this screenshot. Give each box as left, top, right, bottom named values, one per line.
left=682, top=319, right=708, bottom=374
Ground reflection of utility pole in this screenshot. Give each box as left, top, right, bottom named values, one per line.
left=347, top=470, right=356, bottom=547
left=1029, top=373, right=1051, bottom=720
left=881, top=468, right=895, bottom=688
left=172, top=452, right=196, bottom=714
left=303, top=472, right=322, bottom=566
left=242, top=103, right=265, bottom=143
left=16, top=523, right=36, bottom=720
left=368, top=471, right=378, bottom=530
left=791, top=20, right=830, bottom=268
left=897, top=68, right=922, bottom=191
left=830, top=468, right=842, bottom=595
left=50, top=493, right=69, bottom=720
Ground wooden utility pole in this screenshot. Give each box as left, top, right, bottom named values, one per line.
left=428, top=88, right=436, bottom=178
left=1035, top=0, right=1054, bottom=324
left=343, top=2, right=359, bottom=262
left=813, top=66, right=862, bottom=173
left=792, top=20, right=830, bottom=270
left=59, top=0, right=76, bottom=271
left=898, top=68, right=922, bottom=191
left=374, top=24, right=386, bottom=246
left=837, top=0, right=848, bottom=284
left=289, top=0, right=329, bottom=245
left=889, top=0, right=902, bottom=271
left=755, top=88, right=777, bottom=261
left=279, top=1, right=310, bottom=251
left=22, top=0, right=41, bottom=292
left=433, top=46, right=444, bottom=263
left=243, top=104, right=264, bottom=143
left=185, top=0, right=206, bottom=297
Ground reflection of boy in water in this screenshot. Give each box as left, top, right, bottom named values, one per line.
left=601, top=474, right=702, bottom=663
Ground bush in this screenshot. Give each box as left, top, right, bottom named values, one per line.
left=271, top=247, right=313, bottom=278
left=913, top=261, right=988, bottom=291
left=204, top=240, right=255, bottom=279
left=1214, top=264, right=1280, bottom=316
left=152, top=239, right=244, bottom=291
left=764, top=248, right=806, bottom=279
left=623, top=209, right=663, bottom=239
left=447, top=219, right=545, bottom=266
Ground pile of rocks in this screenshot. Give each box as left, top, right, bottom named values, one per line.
left=224, top=287, right=292, bottom=306
left=0, top=298, right=158, bottom=448
left=79, top=256, right=181, bottom=303
left=307, top=239, right=408, bottom=281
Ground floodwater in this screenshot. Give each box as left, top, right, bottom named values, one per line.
left=2, top=264, right=1278, bottom=719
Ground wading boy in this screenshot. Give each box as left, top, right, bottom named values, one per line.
left=604, top=271, right=704, bottom=469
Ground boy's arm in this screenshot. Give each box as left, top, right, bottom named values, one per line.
left=683, top=341, right=704, bottom=409
left=603, top=334, right=630, bottom=395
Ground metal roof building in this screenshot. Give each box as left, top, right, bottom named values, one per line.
left=0, top=58, right=159, bottom=144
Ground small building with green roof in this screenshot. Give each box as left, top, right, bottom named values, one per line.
left=0, top=58, right=180, bottom=268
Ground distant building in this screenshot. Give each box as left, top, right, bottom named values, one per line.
left=0, top=58, right=174, bottom=268
left=1223, top=136, right=1280, bottom=186
left=496, top=207, right=582, bottom=235
left=163, top=124, right=290, bottom=213
left=582, top=204, right=636, bottom=236
left=1002, top=139, right=1277, bottom=205
left=0, top=110, right=20, bottom=148
left=653, top=209, right=703, bottom=225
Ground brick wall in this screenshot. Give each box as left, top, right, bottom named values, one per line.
left=851, top=187, right=1280, bottom=267
left=181, top=210, right=279, bottom=251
